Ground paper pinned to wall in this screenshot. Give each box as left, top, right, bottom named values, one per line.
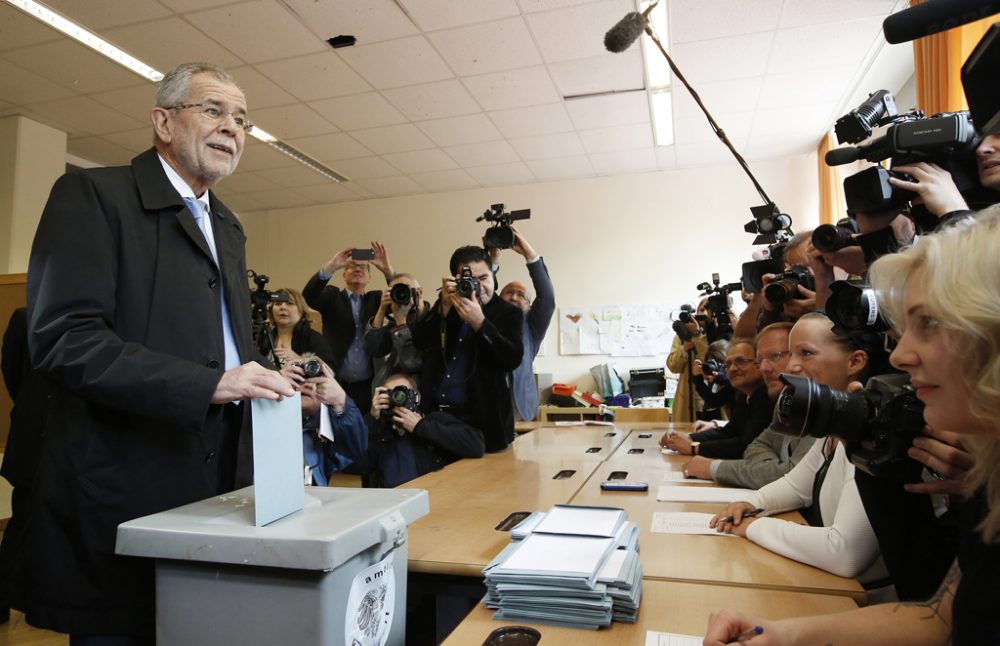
left=560, top=303, right=684, bottom=357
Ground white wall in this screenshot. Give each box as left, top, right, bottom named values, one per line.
left=239, top=153, right=820, bottom=390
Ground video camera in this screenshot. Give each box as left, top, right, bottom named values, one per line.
left=476, top=203, right=531, bottom=249
left=697, top=273, right=741, bottom=342
left=248, top=269, right=289, bottom=366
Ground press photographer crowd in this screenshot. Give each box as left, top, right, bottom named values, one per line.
left=3, top=1, right=1000, bottom=644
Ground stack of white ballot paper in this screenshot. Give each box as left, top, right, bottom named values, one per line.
left=482, top=504, right=643, bottom=629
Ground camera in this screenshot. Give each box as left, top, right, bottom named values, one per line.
left=476, top=203, right=531, bottom=249
left=763, top=265, right=815, bottom=305
left=455, top=265, right=482, bottom=300
left=390, top=282, right=417, bottom=306
left=771, top=373, right=926, bottom=481
left=248, top=269, right=290, bottom=364
left=811, top=222, right=898, bottom=264
left=297, top=358, right=323, bottom=378
left=696, top=273, right=741, bottom=343
left=825, top=280, right=890, bottom=339
left=379, top=385, right=421, bottom=421
left=672, top=305, right=699, bottom=342
left=702, top=358, right=722, bottom=377
left=741, top=240, right=787, bottom=294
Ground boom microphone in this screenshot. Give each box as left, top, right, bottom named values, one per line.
left=604, top=1, right=658, bottom=53
left=882, top=0, right=1000, bottom=44
left=825, top=146, right=865, bottom=167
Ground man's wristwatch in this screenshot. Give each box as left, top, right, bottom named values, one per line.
left=691, top=442, right=701, bottom=456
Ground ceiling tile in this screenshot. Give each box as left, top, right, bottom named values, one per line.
left=217, top=192, right=266, bottom=213
left=579, top=122, right=653, bottom=153
left=768, top=17, right=884, bottom=75
left=338, top=35, right=453, bottom=89
left=255, top=52, right=372, bottom=101
left=295, top=182, right=366, bottom=204
left=0, top=4, right=63, bottom=51
left=673, top=111, right=753, bottom=146
left=744, top=135, right=817, bottom=160
left=466, top=162, right=534, bottom=186
left=778, top=0, right=898, bottom=28
left=460, top=66, right=561, bottom=111
left=749, top=105, right=833, bottom=139
left=100, top=17, right=244, bottom=72
left=565, top=92, right=649, bottom=129
left=27, top=96, right=146, bottom=136
left=670, top=32, right=774, bottom=83
left=547, top=50, right=644, bottom=97
left=187, top=0, right=326, bottom=64
left=351, top=123, right=436, bottom=154
left=0, top=59, right=77, bottom=104
left=399, top=0, right=521, bottom=32
left=156, top=0, right=233, bottom=11
left=410, top=168, right=479, bottom=192
left=357, top=175, right=424, bottom=198
left=672, top=77, right=763, bottom=119
left=310, top=93, right=406, bottom=131
left=255, top=165, right=331, bottom=188
left=589, top=148, right=657, bottom=174
left=673, top=141, right=746, bottom=168
left=4, top=40, right=148, bottom=93
left=225, top=66, right=299, bottom=110
left=284, top=132, right=372, bottom=162
left=67, top=136, right=134, bottom=166
left=383, top=149, right=458, bottom=174
left=756, top=67, right=855, bottom=110
left=429, top=17, right=542, bottom=77
left=241, top=187, right=314, bottom=209
left=45, top=0, right=172, bottom=30
left=235, top=140, right=300, bottom=171
left=669, top=0, right=783, bottom=44
left=103, top=128, right=156, bottom=153
left=525, top=0, right=633, bottom=63
left=215, top=171, right=284, bottom=193
left=526, top=155, right=594, bottom=180
left=329, top=156, right=401, bottom=181
left=416, top=113, right=503, bottom=147
left=489, top=103, right=573, bottom=138
left=383, top=80, right=481, bottom=121
left=517, top=0, right=596, bottom=13
left=248, top=104, right=338, bottom=139
left=509, top=132, right=584, bottom=160
left=655, top=146, right=677, bottom=171
left=444, top=140, right=521, bottom=167
left=279, top=0, right=419, bottom=45
left=89, top=84, right=158, bottom=124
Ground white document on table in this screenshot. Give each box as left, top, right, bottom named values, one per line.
left=656, top=485, right=754, bottom=504
left=645, top=631, right=701, bottom=646
left=533, top=505, right=624, bottom=538
left=251, top=393, right=304, bottom=526
left=662, top=471, right=714, bottom=484
left=650, top=512, right=736, bottom=536
left=661, top=447, right=679, bottom=455
left=495, top=533, right=614, bottom=576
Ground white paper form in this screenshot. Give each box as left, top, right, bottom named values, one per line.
left=495, top=534, right=615, bottom=576
left=656, top=485, right=755, bottom=504
left=533, top=505, right=625, bottom=538
left=662, top=471, right=714, bottom=484
left=645, top=631, right=701, bottom=646
left=251, top=393, right=304, bottom=526
left=661, top=447, right=679, bottom=455
left=650, top=512, right=736, bottom=536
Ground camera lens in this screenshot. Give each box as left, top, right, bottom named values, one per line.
left=299, top=359, right=322, bottom=378
left=827, top=281, right=888, bottom=335
left=389, top=386, right=410, bottom=407
left=772, top=373, right=869, bottom=440
left=763, top=279, right=799, bottom=304
left=390, top=283, right=412, bottom=306
left=812, top=225, right=857, bottom=253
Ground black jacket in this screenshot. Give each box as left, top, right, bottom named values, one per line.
left=690, top=383, right=771, bottom=459
left=302, top=273, right=382, bottom=371
left=289, top=319, right=337, bottom=367
left=410, top=295, right=523, bottom=452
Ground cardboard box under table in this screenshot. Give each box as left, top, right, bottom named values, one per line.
left=116, top=486, right=429, bottom=646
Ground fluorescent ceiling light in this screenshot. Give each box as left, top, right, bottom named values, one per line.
left=4, top=0, right=347, bottom=184
left=638, top=0, right=673, bottom=146
left=650, top=90, right=673, bottom=146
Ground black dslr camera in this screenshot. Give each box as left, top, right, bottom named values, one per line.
left=455, top=265, right=481, bottom=300
left=379, top=385, right=421, bottom=420
left=297, top=358, right=323, bottom=379
left=702, top=358, right=723, bottom=378
left=476, top=203, right=531, bottom=249
left=390, top=282, right=417, bottom=306
left=763, top=265, right=815, bottom=305
left=771, top=373, right=926, bottom=481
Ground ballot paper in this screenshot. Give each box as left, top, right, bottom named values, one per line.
left=251, top=393, right=304, bottom=526
left=493, top=533, right=615, bottom=579
left=650, top=512, right=736, bottom=536
left=533, top=505, right=626, bottom=538
left=662, top=471, right=714, bottom=484
left=645, top=631, right=701, bottom=646
left=656, top=485, right=755, bottom=504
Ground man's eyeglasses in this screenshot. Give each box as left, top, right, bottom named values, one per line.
left=724, top=357, right=754, bottom=370
left=754, top=351, right=790, bottom=367
left=170, top=103, right=253, bottom=133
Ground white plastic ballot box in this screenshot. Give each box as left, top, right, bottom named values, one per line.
left=116, top=486, right=429, bottom=646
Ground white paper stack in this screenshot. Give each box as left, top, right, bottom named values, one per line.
left=482, top=505, right=643, bottom=629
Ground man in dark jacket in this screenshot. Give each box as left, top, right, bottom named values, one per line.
left=303, top=242, right=394, bottom=413
left=410, top=246, right=524, bottom=452
left=21, top=63, right=294, bottom=642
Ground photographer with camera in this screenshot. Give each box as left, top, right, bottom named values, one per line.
left=410, top=245, right=524, bottom=452
left=692, top=340, right=734, bottom=423
left=266, top=287, right=336, bottom=372
left=662, top=338, right=770, bottom=460
left=666, top=306, right=709, bottom=423
left=364, top=273, right=426, bottom=394
left=734, top=232, right=818, bottom=338
left=703, top=208, right=1000, bottom=646
left=488, top=226, right=556, bottom=422
left=303, top=241, right=395, bottom=414
left=708, top=313, right=889, bottom=591
left=681, top=323, right=819, bottom=488
left=292, top=355, right=357, bottom=486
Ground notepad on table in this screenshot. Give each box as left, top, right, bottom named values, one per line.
left=532, top=504, right=626, bottom=538
left=656, top=485, right=754, bottom=504
left=645, top=631, right=701, bottom=646
left=662, top=471, right=714, bottom=484
left=650, top=511, right=736, bottom=536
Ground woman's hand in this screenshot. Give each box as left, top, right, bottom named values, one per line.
left=905, top=426, right=975, bottom=496
left=703, top=610, right=784, bottom=646
left=710, top=501, right=756, bottom=535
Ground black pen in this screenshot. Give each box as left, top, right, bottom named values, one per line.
left=722, top=507, right=764, bottom=524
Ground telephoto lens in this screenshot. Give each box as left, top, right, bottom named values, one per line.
left=812, top=224, right=858, bottom=253
left=763, top=266, right=816, bottom=305
left=390, top=282, right=414, bottom=306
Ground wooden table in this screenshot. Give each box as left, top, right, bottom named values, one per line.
left=568, top=459, right=866, bottom=602
left=605, top=426, right=692, bottom=467
left=442, top=579, right=858, bottom=645
left=510, top=425, right=629, bottom=461
left=405, top=452, right=604, bottom=576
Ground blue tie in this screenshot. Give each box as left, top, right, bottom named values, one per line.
left=185, top=197, right=241, bottom=371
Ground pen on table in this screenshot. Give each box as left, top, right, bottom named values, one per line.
left=730, top=625, right=764, bottom=643
left=722, top=507, right=764, bottom=524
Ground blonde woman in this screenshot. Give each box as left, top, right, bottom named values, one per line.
left=703, top=209, right=1000, bottom=645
